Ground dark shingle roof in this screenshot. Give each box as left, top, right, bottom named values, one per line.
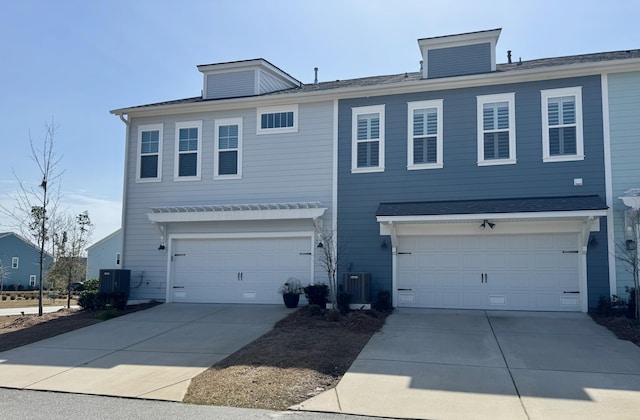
left=376, top=195, right=607, bottom=217
left=114, top=49, right=640, bottom=112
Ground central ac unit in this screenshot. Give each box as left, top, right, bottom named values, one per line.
left=343, top=272, right=371, bottom=303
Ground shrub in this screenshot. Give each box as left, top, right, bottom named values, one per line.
left=96, top=307, right=122, bottom=321
left=9, top=295, right=16, bottom=300
left=112, top=291, right=129, bottom=310
left=95, top=292, right=110, bottom=310
left=325, top=308, right=341, bottom=322
left=83, top=278, right=99, bottom=292
left=16, top=284, right=24, bottom=291
left=373, top=290, right=392, bottom=313
left=6, top=284, right=16, bottom=291
left=306, top=304, right=323, bottom=317
left=1, top=295, right=6, bottom=301
left=78, top=291, right=97, bottom=311
left=337, top=291, right=352, bottom=315
left=595, top=295, right=627, bottom=317
left=304, top=284, right=329, bottom=307
left=627, top=287, right=637, bottom=319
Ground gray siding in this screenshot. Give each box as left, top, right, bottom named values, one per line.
left=337, top=75, right=609, bottom=308
left=259, top=70, right=294, bottom=94
left=122, top=101, right=335, bottom=301
left=86, top=230, right=122, bottom=280
left=608, top=71, right=640, bottom=296
left=428, top=43, right=492, bottom=78
left=0, top=234, right=53, bottom=289
left=205, top=70, right=255, bottom=99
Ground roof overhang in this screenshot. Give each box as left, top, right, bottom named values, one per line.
left=147, top=202, right=326, bottom=223
left=377, top=209, right=607, bottom=224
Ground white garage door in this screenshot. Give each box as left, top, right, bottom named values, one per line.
left=170, top=236, right=311, bottom=303
left=397, top=233, right=580, bottom=311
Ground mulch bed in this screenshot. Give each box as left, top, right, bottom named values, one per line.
left=591, top=314, right=640, bottom=347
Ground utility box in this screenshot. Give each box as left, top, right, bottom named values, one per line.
left=343, top=272, right=371, bottom=303
left=99, top=269, right=131, bottom=294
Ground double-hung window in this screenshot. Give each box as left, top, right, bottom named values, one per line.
left=215, top=118, right=242, bottom=179
left=541, top=87, right=583, bottom=162
left=11, top=257, right=18, bottom=269
left=352, top=105, right=385, bottom=173
left=257, top=105, right=298, bottom=135
left=174, top=121, right=202, bottom=180
left=407, top=100, right=443, bottom=170
left=29, top=275, right=36, bottom=286
left=477, top=93, right=516, bottom=166
left=137, top=124, right=163, bottom=182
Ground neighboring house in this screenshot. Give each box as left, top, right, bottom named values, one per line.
left=111, top=28, right=640, bottom=312
left=86, top=229, right=122, bottom=280
left=606, top=71, right=640, bottom=297
left=0, top=232, right=53, bottom=290
left=111, top=59, right=335, bottom=304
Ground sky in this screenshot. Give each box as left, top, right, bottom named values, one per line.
left=1, top=0, right=639, bottom=246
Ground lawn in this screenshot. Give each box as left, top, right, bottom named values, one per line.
left=0, top=291, right=78, bottom=309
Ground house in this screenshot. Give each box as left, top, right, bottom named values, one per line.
left=86, top=229, right=122, bottom=280
left=110, top=59, right=336, bottom=304
left=111, top=29, right=640, bottom=312
left=0, top=232, right=53, bottom=290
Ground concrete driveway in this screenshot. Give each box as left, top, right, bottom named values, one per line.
left=296, top=309, right=640, bottom=420
left=0, top=304, right=291, bottom=401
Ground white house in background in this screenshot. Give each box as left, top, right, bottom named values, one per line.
left=86, top=229, right=122, bottom=280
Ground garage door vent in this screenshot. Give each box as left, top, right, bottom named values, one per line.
left=343, top=273, right=371, bottom=303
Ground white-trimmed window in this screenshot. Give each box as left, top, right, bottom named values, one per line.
left=115, top=253, right=121, bottom=266
left=137, top=124, right=163, bottom=182
left=541, top=87, right=584, bottom=162
left=29, top=275, right=36, bottom=286
left=257, top=105, right=298, bottom=135
left=174, top=121, right=202, bottom=180
left=407, top=100, right=443, bottom=170
left=352, top=105, right=385, bottom=173
left=477, top=93, right=516, bottom=166
left=215, top=118, right=243, bottom=179
left=11, top=257, right=18, bottom=269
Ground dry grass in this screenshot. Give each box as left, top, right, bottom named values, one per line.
left=0, top=292, right=78, bottom=309
left=183, top=307, right=387, bottom=410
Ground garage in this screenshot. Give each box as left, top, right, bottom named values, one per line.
left=377, top=195, right=608, bottom=312
left=396, top=233, right=580, bottom=311
left=170, top=236, right=312, bottom=304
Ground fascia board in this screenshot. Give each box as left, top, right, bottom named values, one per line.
left=147, top=207, right=326, bottom=223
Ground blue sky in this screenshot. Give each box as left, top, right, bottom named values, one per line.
left=1, top=0, right=639, bottom=245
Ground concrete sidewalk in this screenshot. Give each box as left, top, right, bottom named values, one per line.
left=0, top=303, right=292, bottom=401
left=294, top=309, right=640, bottom=420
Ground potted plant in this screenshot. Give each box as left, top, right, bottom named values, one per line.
left=279, top=278, right=304, bottom=308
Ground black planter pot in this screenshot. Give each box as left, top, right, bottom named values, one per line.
left=282, top=293, right=300, bottom=308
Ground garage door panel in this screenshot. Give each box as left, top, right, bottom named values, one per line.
left=171, top=237, right=311, bottom=304
left=397, top=233, right=580, bottom=311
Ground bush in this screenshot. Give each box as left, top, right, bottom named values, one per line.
left=6, top=284, right=16, bottom=291
left=78, top=290, right=129, bottom=311
left=627, top=287, right=637, bottom=319
left=95, top=292, right=110, bottom=310
left=373, top=290, right=392, bottom=313
left=9, top=295, right=16, bottom=300
left=325, top=308, right=341, bottom=322
left=595, top=294, right=628, bottom=317
left=304, top=284, right=329, bottom=307
left=112, top=291, right=128, bottom=310
left=83, top=278, right=99, bottom=292
left=337, top=291, right=352, bottom=315
left=306, top=304, right=323, bottom=317
left=16, top=284, right=24, bottom=291
left=78, top=291, right=97, bottom=311
left=1, top=295, right=6, bottom=301
left=96, top=307, right=122, bottom=321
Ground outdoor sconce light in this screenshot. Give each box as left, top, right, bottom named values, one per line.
left=158, top=244, right=165, bottom=250
left=627, top=239, right=636, bottom=251
left=480, top=220, right=495, bottom=230
left=317, top=242, right=324, bottom=248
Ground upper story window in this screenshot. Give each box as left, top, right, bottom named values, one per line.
left=11, top=257, right=18, bottom=269
left=541, top=87, right=584, bottom=162
left=115, top=253, right=121, bottom=266
left=477, top=93, right=516, bottom=166
left=215, top=118, right=243, bottom=179
left=29, top=275, right=36, bottom=286
left=352, top=105, right=385, bottom=173
left=137, top=124, right=163, bottom=182
left=256, top=105, right=298, bottom=135
left=174, top=121, right=202, bottom=180
left=407, top=100, right=443, bottom=170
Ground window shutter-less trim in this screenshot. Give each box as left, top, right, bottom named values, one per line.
left=476, top=93, right=516, bottom=166
left=541, top=87, right=583, bottom=162
left=351, top=105, right=385, bottom=173
left=407, top=99, right=443, bottom=170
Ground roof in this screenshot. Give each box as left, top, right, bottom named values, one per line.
left=376, top=195, right=607, bottom=217
left=111, top=49, right=640, bottom=114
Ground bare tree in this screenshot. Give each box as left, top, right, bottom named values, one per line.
left=0, top=119, right=63, bottom=315
left=49, top=211, right=93, bottom=308
left=0, top=259, right=9, bottom=297
left=616, top=209, right=640, bottom=320
left=315, top=221, right=344, bottom=308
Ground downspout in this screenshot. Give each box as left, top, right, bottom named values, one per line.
left=117, top=113, right=130, bottom=269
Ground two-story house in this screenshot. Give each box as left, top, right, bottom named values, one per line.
left=112, top=29, right=640, bottom=312
left=0, top=232, right=52, bottom=290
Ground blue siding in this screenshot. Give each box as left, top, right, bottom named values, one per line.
left=0, top=233, right=53, bottom=289
left=608, top=71, right=640, bottom=297
left=205, top=70, right=255, bottom=99
left=337, top=75, right=609, bottom=308
left=428, top=43, right=491, bottom=78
